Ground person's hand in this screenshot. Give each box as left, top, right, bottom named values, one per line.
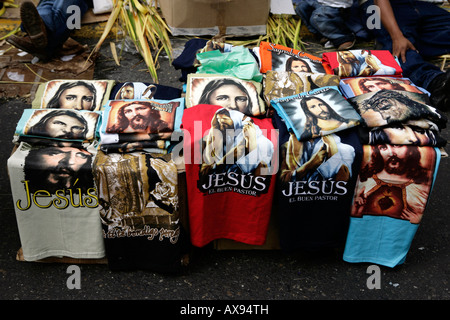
left=353, top=186, right=366, bottom=217
left=200, top=163, right=214, bottom=175
left=307, top=143, right=328, bottom=170
left=242, top=123, right=257, bottom=152
left=365, top=54, right=380, bottom=72
left=392, top=35, right=418, bottom=63
left=354, top=189, right=365, bottom=207
left=401, top=210, right=422, bottom=224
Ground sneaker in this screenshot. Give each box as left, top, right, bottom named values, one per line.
left=20, top=1, right=48, bottom=49
left=6, top=34, right=50, bottom=61
left=337, top=40, right=356, bottom=51
left=428, top=70, right=450, bottom=111
left=324, top=40, right=334, bottom=49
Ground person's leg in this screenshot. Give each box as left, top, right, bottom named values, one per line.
left=310, top=6, right=355, bottom=49
left=367, top=1, right=437, bottom=85
left=346, top=0, right=370, bottom=41
left=411, top=0, right=450, bottom=59
left=368, top=0, right=449, bottom=110
left=37, top=0, right=89, bottom=55
left=294, top=0, right=322, bottom=36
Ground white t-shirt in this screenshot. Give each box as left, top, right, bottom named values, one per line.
left=317, top=0, right=353, bottom=8
left=8, top=142, right=105, bottom=261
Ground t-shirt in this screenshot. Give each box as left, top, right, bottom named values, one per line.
left=181, top=104, right=278, bottom=247
left=348, top=89, right=447, bottom=128
left=14, top=109, right=101, bottom=144
left=357, top=123, right=447, bottom=147
left=99, top=139, right=170, bottom=154
left=109, top=82, right=182, bottom=100
left=93, top=151, right=189, bottom=272
left=98, top=98, right=185, bottom=149
left=185, top=73, right=266, bottom=117
left=258, top=41, right=330, bottom=74
left=317, top=0, right=353, bottom=8
left=270, top=86, right=361, bottom=141
left=339, top=76, right=429, bottom=99
left=101, top=98, right=184, bottom=135
left=8, top=141, right=105, bottom=261
left=172, top=38, right=208, bottom=82
left=343, top=145, right=441, bottom=267
left=32, top=79, right=115, bottom=111
left=196, top=45, right=263, bottom=82
left=273, top=110, right=363, bottom=250
left=263, top=70, right=340, bottom=104
left=322, top=50, right=402, bottom=78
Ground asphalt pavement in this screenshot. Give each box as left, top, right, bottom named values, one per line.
left=0, top=33, right=448, bottom=311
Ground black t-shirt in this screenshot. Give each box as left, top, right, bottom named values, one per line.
left=273, top=111, right=363, bottom=251
left=94, top=151, right=190, bottom=273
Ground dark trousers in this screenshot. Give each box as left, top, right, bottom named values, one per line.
left=363, top=0, right=450, bottom=89
left=37, top=0, right=89, bottom=54
left=295, top=0, right=356, bottom=47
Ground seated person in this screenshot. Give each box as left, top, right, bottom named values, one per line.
left=361, top=0, right=450, bottom=111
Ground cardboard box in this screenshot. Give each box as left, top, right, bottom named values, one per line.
left=159, top=0, right=270, bottom=36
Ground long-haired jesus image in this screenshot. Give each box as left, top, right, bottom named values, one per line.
left=299, top=96, right=359, bottom=140
left=23, top=142, right=95, bottom=194
left=39, top=80, right=109, bottom=111
left=27, top=109, right=89, bottom=140
left=106, top=100, right=175, bottom=134
left=200, top=108, right=274, bottom=177
left=198, top=78, right=252, bottom=114
left=186, top=74, right=266, bottom=116
left=271, top=87, right=361, bottom=142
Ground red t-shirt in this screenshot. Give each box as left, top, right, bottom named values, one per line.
left=181, top=104, right=278, bottom=247
left=322, top=50, right=402, bottom=78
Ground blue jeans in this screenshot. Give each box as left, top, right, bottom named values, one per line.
left=294, top=0, right=356, bottom=47
left=35, top=0, right=89, bottom=54
left=362, top=0, right=450, bottom=89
